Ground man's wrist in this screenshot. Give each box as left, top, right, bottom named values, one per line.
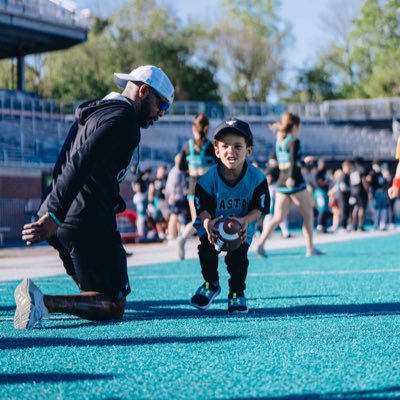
left=48, top=212, right=62, bottom=226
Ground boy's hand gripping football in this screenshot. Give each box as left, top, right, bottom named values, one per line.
left=204, top=216, right=223, bottom=245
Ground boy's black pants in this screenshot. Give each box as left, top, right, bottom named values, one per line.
left=197, top=235, right=249, bottom=293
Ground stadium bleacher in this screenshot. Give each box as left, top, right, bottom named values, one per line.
left=0, top=90, right=399, bottom=166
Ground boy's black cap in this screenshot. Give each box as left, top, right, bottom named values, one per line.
left=214, top=118, right=253, bottom=146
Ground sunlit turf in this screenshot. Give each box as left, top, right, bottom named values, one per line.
left=1, top=234, right=399, bottom=399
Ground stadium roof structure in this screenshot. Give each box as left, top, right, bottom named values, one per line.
left=0, top=0, right=90, bottom=90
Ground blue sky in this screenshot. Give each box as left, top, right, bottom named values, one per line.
left=167, top=0, right=363, bottom=70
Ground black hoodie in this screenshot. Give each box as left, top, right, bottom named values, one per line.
left=39, top=97, right=141, bottom=229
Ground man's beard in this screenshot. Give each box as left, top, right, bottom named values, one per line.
left=137, top=97, right=154, bottom=128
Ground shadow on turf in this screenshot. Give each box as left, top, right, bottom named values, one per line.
left=124, top=299, right=400, bottom=319
left=3, top=299, right=399, bottom=330
left=59, top=299, right=400, bottom=328
left=0, top=372, right=113, bottom=385
left=0, top=295, right=337, bottom=314
left=0, top=305, right=15, bottom=311
left=230, top=384, right=400, bottom=399
left=35, top=299, right=400, bottom=329
left=0, top=335, right=241, bottom=350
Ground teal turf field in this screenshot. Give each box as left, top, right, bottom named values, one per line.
left=1, top=234, right=399, bottom=399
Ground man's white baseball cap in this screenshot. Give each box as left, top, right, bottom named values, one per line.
left=114, top=65, right=175, bottom=105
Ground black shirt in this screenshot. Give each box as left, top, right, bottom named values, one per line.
left=39, top=98, right=141, bottom=228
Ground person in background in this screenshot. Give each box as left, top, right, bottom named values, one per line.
left=388, top=136, right=400, bottom=204
left=256, top=160, right=291, bottom=253
left=147, top=165, right=169, bottom=240
left=16, top=65, right=174, bottom=329
left=349, top=157, right=369, bottom=231
left=264, top=157, right=292, bottom=239
left=381, top=164, right=396, bottom=229
left=367, top=161, right=388, bottom=231
left=338, top=160, right=352, bottom=232
left=177, top=113, right=216, bottom=260
left=256, top=112, right=324, bottom=257
left=132, top=180, right=148, bottom=240
left=327, top=169, right=343, bottom=233
left=314, top=158, right=331, bottom=233
left=165, top=154, right=188, bottom=240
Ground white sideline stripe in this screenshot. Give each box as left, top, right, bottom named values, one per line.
left=131, top=268, right=400, bottom=280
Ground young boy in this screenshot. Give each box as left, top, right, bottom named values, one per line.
left=189, top=118, right=270, bottom=314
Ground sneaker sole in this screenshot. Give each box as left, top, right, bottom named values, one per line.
left=228, top=307, right=249, bottom=315
left=189, top=287, right=221, bottom=310
left=14, top=279, right=35, bottom=330
left=256, top=252, right=268, bottom=259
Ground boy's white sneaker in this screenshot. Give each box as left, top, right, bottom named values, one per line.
left=14, top=279, right=48, bottom=330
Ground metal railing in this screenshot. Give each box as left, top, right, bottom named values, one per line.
left=1, top=90, right=400, bottom=122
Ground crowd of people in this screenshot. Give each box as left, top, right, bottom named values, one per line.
left=127, top=114, right=398, bottom=259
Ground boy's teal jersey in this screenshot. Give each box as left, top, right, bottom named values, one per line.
left=194, top=161, right=270, bottom=245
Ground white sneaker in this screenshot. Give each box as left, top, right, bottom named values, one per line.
left=316, top=225, right=324, bottom=233
left=306, top=248, right=326, bottom=257
left=14, top=279, right=48, bottom=330
left=177, top=237, right=186, bottom=260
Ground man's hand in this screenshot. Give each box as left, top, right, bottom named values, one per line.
left=22, top=213, right=58, bottom=245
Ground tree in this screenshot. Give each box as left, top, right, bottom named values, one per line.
left=40, top=16, right=113, bottom=100
left=350, top=0, right=400, bottom=97
left=319, top=0, right=359, bottom=95
left=288, top=65, right=337, bottom=102
left=313, top=0, right=400, bottom=99
left=0, top=59, right=14, bottom=90
left=211, top=0, right=291, bottom=102
left=40, top=0, right=220, bottom=101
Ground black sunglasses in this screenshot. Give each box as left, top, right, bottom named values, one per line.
left=151, top=88, right=169, bottom=111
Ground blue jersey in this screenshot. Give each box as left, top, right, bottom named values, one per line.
left=194, top=161, right=270, bottom=244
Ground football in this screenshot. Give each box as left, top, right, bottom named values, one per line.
left=214, top=217, right=242, bottom=252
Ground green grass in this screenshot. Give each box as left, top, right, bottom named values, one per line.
left=1, top=235, right=400, bottom=399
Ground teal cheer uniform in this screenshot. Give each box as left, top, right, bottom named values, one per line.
left=275, top=136, right=306, bottom=195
